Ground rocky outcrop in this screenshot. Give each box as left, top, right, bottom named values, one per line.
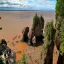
left=1, top=39, right=7, bottom=45
left=33, top=16, right=44, bottom=43
left=28, top=17, right=44, bottom=45
left=57, top=53, right=64, bottom=64
left=44, top=42, right=54, bottom=64
left=0, top=39, right=16, bottom=64
left=53, top=44, right=59, bottom=64
left=22, top=27, right=29, bottom=42
left=7, top=49, right=16, bottom=64
left=28, top=28, right=34, bottom=45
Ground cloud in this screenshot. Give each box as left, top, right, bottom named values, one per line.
left=36, top=0, right=55, bottom=4
left=0, top=0, right=56, bottom=10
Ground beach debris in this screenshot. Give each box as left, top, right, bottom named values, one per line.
left=21, top=27, right=29, bottom=42
left=0, top=27, right=2, bottom=30
left=13, top=36, right=17, bottom=40
left=35, top=60, right=39, bottom=64
left=16, top=41, right=19, bottom=43
left=11, top=42, right=15, bottom=46
left=18, top=35, right=20, bottom=39
left=0, top=17, right=1, bottom=19
left=17, top=51, right=22, bottom=53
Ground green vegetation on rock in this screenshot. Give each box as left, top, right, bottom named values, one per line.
left=0, top=58, right=6, bottom=64
left=42, top=21, right=55, bottom=64
left=43, top=21, right=55, bottom=53
left=33, top=13, right=44, bottom=30
left=33, top=13, right=40, bottom=29
left=19, top=54, right=26, bottom=64
left=60, top=19, right=64, bottom=55
left=44, top=22, right=55, bottom=44
left=56, top=0, right=64, bottom=55
left=55, top=17, right=62, bottom=51
left=40, top=15, right=44, bottom=29
left=56, top=0, right=64, bottom=18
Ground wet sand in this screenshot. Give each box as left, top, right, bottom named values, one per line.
left=8, top=42, right=27, bottom=62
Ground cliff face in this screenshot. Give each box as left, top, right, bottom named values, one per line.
left=53, top=45, right=59, bottom=64
left=22, top=27, right=29, bottom=42
left=34, top=23, right=43, bottom=36
left=44, top=42, right=54, bottom=64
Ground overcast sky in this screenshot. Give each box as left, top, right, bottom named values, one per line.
left=0, top=0, right=56, bottom=11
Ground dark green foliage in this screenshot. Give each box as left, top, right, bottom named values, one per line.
left=56, top=0, right=64, bottom=54
left=45, top=22, right=55, bottom=44
left=55, top=0, right=64, bottom=52
left=19, top=54, right=26, bottom=64
left=56, top=0, right=64, bottom=18
left=55, top=17, right=62, bottom=51
left=40, top=15, right=44, bottom=22
left=43, top=21, right=55, bottom=64
left=60, top=25, right=64, bottom=54
left=55, top=17, right=64, bottom=59
left=40, top=15, right=44, bottom=29
left=56, top=17, right=62, bottom=30
left=33, top=14, right=44, bottom=29
left=0, top=51, right=3, bottom=55
left=33, top=13, right=40, bottom=29
left=60, top=19, right=64, bottom=55
left=43, top=21, right=55, bottom=53
left=0, top=58, right=6, bottom=64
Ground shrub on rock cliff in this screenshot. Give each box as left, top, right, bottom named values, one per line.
left=56, top=0, right=64, bottom=19
left=33, top=13, right=44, bottom=29
left=42, top=21, right=55, bottom=64
left=55, top=17, right=62, bottom=50
left=60, top=19, right=64, bottom=55
left=33, top=13, right=40, bottom=29
left=40, top=15, right=44, bottom=29
left=44, top=21, right=55, bottom=44
left=56, top=0, right=64, bottom=51
left=43, top=21, right=55, bottom=52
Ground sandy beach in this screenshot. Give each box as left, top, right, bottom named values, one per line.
left=0, top=11, right=55, bottom=41
left=0, top=11, right=55, bottom=63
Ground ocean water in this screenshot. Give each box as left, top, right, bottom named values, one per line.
left=0, top=7, right=55, bottom=12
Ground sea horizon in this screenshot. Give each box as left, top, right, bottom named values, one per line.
left=0, top=7, right=55, bottom=12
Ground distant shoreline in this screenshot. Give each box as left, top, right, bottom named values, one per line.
left=0, top=10, right=55, bottom=12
